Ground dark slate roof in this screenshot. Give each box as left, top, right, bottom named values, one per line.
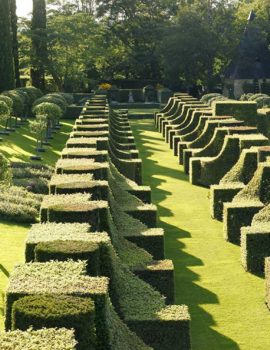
left=225, top=13, right=270, bottom=80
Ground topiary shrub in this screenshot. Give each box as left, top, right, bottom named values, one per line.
left=210, top=147, right=258, bottom=220
left=33, top=94, right=68, bottom=113
left=0, top=100, right=11, bottom=132
left=255, top=96, right=270, bottom=108
left=40, top=193, right=109, bottom=231
left=32, top=102, right=63, bottom=124
left=35, top=240, right=100, bottom=275
left=200, top=93, right=221, bottom=104
left=214, top=101, right=258, bottom=126
left=224, top=161, right=270, bottom=244
left=0, top=328, right=77, bottom=350
left=55, top=158, right=109, bottom=179
left=0, top=95, right=13, bottom=110
left=12, top=294, right=96, bottom=350
left=241, top=203, right=270, bottom=274
left=2, top=90, right=25, bottom=118
left=248, top=93, right=268, bottom=101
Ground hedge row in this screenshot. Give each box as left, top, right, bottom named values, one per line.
left=4, top=95, right=190, bottom=350
left=0, top=328, right=77, bottom=350
left=154, top=93, right=270, bottom=305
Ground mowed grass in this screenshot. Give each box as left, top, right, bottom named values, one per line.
left=131, top=119, right=270, bottom=350
left=0, top=119, right=74, bottom=329
left=0, top=119, right=74, bottom=166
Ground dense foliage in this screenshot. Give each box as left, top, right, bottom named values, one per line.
left=9, top=0, right=267, bottom=91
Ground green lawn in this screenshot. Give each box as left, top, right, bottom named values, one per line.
left=131, top=119, right=270, bottom=350
left=0, top=120, right=74, bottom=166
left=0, top=119, right=74, bottom=329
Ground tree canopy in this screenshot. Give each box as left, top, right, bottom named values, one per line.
left=8, top=0, right=270, bottom=91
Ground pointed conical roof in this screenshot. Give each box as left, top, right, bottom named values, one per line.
left=225, top=11, right=270, bottom=80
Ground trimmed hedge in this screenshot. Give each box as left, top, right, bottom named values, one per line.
left=66, top=137, right=108, bottom=150
left=241, top=204, right=270, bottom=274
left=190, top=134, right=268, bottom=188
left=49, top=174, right=108, bottom=199
left=61, top=147, right=108, bottom=162
left=25, top=222, right=109, bottom=262
left=134, top=260, right=174, bottom=304
left=210, top=147, right=259, bottom=220
left=0, top=328, right=77, bottom=350
left=213, top=101, right=258, bottom=126
left=55, top=159, right=109, bottom=179
left=5, top=261, right=109, bottom=348
left=40, top=194, right=109, bottom=230
left=12, top=295, right=96, bottom=350
left=265, top=257, right=270, bottom=310
left=223, top=161, right=270, bottom=244
left=35, top=240, right=100, bottom=276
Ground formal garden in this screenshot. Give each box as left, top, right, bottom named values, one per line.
left=1, top=0, right=270, bottom=349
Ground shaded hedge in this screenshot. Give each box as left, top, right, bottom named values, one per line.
left=12, top=294, right=96, bottom=350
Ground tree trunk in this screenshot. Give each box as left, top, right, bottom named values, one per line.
left=31, top=0, right=47, bottom=91
left=10, top=0, right=21, bottom=87
left=0, top=0, right=15, bottom=92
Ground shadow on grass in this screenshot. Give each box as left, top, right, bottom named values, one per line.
left=131, top=120, right=240, bottom=350
left=0, top=120, right=74, bottom=167
left=0, top=265, right=9, bottom=278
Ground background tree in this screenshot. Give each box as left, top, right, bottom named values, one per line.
left=0, top=0, right=15, bottom=92
left=10, top=0, right=21, bottom=87
left=96, top=0, right=178, bottom=80
left=31, top=0, right=47, bottom=90
left=161, top=0, right=239, bottom=90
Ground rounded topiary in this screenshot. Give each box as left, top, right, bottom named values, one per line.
left=33, top=95, right=68, bottom=113
left=248, top=93, right=268, bottom=101
left=200, top=93, right=221, bottom=104
left=0, top=100, right=10, bottom=116
left=59, top=93, right=74, bottom=105
left=35, top=240, right=100, bottom=275
left=12, top=294, right=96, bottom=350
left=17, top=87, right=43, bottom=105
left=33, top=102, right=63, bottom=122
left=255, top=96, right=270, bottom=108
left=2, top=90, right=25, bottom=117
left=0, top=152, right=11, bottom=186
left=0, top=96, right=13, bottom=110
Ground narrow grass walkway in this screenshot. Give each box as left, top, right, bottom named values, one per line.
left=131, top=119, right=270, bottom=350
left=0, top=119, right=74, bottom=329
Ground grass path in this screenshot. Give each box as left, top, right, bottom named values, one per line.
left=0, top=119, right=74, bottom=329
left=131, top=119, right=270, bottom=350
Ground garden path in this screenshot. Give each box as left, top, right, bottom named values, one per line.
left=131, top=119, right=270, bottom=350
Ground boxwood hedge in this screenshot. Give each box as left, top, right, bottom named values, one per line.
left=12, top=295, right=96, bottom=350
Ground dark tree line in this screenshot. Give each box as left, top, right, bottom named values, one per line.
left=0, top=0, right=15, bottom=92
left=1, top=0, right=270, bottom=92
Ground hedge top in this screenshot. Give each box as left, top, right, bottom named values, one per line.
left=0, top=328, right=77, bottom=350
left=13, top=294, right=95, bottom=319
left=7, top=261, right=109, bottom=295
left=27, top=223, right=110, bottom=245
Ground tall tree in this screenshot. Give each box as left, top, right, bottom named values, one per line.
left=96, top=0, right=178, bottom=80
left=0, top=0, right=15, bottom=92
left=10, top=0, right=21, bottom=87
left=161, top=0, right=239, bottom=89
left=31, top=0, right=47, bottom=90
